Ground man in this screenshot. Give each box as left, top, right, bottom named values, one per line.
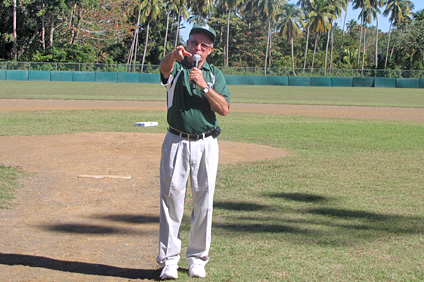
left=156, top=24, right=230, bottom=280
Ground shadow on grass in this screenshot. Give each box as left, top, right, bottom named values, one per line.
left=213, top=201, right=269, bottom=211
left=0, top=253, right=160, bottom=280
left=267, top=192, right=328, bottom=203
left=213, top=193, right=424, bottom=243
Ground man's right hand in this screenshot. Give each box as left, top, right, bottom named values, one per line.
left=172, top=45, right=192, bottom=61
left=160, top=46, right=192, bottom=80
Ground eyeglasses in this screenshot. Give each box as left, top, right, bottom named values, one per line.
left=188, top=39, right=212, bottom=50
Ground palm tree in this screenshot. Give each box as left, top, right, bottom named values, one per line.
left=358, top=6, right=372, bottom=72
left=337, top=0, right=350, bottom=68
left=140, top=0, right=164, bottom=72
left=383, top=0, right=414, bottom=67
left=221, top=0, right=244, bottom=67
left=174, top=0, right=189, bottom=48
left=127, top=6, right=142, bottom=71
left=412, top=9, right=424, bottom=22
left=277, top=3, right=304, bottom=75
left=307, top=0, right=335, bottom=71
left=256, top=0, right=281, bottom=75
left=296, top=0, right=311, bottom=73
left=189, top=0, right=215, bottom=22
left=163, top=0, right=178, bottom=57
left=352, top=0, right=371, bottom=69
left=325, top=0, right=346, bottom=74
left=370, top=0, right=384, bottom=69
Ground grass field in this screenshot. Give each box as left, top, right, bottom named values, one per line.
left=1, top=81, right=424, bottom=281
left=1, top=81, right=424, bottom=107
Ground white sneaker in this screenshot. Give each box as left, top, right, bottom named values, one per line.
left=160, top=264, right=178, bottom=280
left=189, top=264, right=206, bottom=278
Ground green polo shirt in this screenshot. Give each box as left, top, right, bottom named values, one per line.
left=161, top=58, right=230, bottom=134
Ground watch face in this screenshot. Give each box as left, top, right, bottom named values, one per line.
left=202, top=87, right=209, bottom=93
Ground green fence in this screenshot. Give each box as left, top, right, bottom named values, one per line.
left=0, top=70, right=423, bottom=88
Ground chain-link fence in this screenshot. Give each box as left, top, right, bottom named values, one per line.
left=0, top=61, right=423, bottom=78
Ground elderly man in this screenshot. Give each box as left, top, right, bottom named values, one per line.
left=156, top=24, right=230, bottom=280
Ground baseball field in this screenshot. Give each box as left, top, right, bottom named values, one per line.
left=1, top=81, right=423, bottom=281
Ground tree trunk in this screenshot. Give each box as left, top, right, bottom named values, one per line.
left=42, top=2, right=45, bottom=50
left=362, top=27, right=367, bottom=73
left=338, top=9, right=348, bottom=68
left=174, top=10, right=181, bottom=48
left=264, top=20, right=271, bottom=75
left=49, top=16, right=54, bottom=47
left=163, top=8, right=170, bottom=58
left=375, top=17, right=379, bottom=69
left=325, top=26, right=331, bottom=75
left=69, top=3, right=76, bottom=44
left=357, top=15, right=364, bottom=69
left=291, top=37, right=296, bottom=76
left=226, top=9, right=231, bottom=67
left=141, top=21, right=151, bottom=73
left=127, top=7, right=141, bottom=72
left=311, top=34, right=318, bottom=70
left=384, top=22, right=392, bottom=68
left=330, top=27, right=334, bottom=74
left=13, top=0, right=17, bottom=60
left=303, top=25, right=310, bottom=73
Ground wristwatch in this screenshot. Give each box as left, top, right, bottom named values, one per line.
left=201, top=86, right=210, bottom=94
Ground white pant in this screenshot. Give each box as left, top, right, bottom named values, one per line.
left=157, top=131, right=219, bottom=267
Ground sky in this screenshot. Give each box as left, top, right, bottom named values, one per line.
left=181, top=0, right=423, bottom=41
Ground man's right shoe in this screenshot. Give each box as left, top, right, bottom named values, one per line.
left=160, top=264, right=178, bottom=280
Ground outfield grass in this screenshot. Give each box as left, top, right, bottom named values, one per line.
left=1, top=82, right=423, bottom=280
left=1, top=81, right=424, bottom=108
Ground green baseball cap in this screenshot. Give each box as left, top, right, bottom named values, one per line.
left=189, top=24, right=216, bottom=43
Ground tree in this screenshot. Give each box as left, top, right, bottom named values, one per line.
left=326, top=0, right=346, bottom=74
left=352, top=0, right=370, bottom=69
left=256, top=0, right=282, bottom=75
left=163, top=0, right=178, bottom=57
left=337, top=0, right=350, bottom=68
left=139, top=0, right=164, bottom=72
left=13, top=0, right=17, bottom=60
left=383, top=0, right=414, bottom=67
left=277, top=3, right=303, bottom=75
left=296, top=0, right=312, bottom=73
left=412, top=9, right=424, bottom=22
left=173, top=0, right=188, bottom=48
left=307, top=0, right=335, bottom=70
left=369, top=0, right=384, bottom=69
left=220, top=0, right=244, bottom=67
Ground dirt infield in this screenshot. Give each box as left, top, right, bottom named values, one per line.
left=0, top=100, right=422, bottom=281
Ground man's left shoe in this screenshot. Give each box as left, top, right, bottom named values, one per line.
left=188, top=264, right=206, bottom=278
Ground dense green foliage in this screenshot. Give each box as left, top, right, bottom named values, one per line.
left=0, top=0, right=423, bottom=71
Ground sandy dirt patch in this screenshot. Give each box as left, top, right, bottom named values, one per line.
left=0, top=130, right=287, bottom=281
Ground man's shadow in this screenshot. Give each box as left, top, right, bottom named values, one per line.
left=0, top=253, right=161, bottom=280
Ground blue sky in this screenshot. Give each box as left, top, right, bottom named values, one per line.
left=181, top=0, right=423, bottom=40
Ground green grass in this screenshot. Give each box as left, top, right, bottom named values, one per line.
left=0, top=164, right=26, bottom=208
left=1, top=81, right=424, bottom=107
left=1, top=81, right=423, bottom=280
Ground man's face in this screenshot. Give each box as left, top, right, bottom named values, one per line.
left=186, top=32, right=213, bottom=64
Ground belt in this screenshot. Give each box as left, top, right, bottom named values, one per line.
left=168, top=127, right=218, bottom=140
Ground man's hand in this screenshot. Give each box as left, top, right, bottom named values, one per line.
left=190, top=67, right=207, bottom=89
left=160, top=46, right=192, bottom=80
left=172, top=45, right=192, bottom=61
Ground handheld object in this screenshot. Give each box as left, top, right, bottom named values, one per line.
left=191, top=54, right=201, bottom=89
